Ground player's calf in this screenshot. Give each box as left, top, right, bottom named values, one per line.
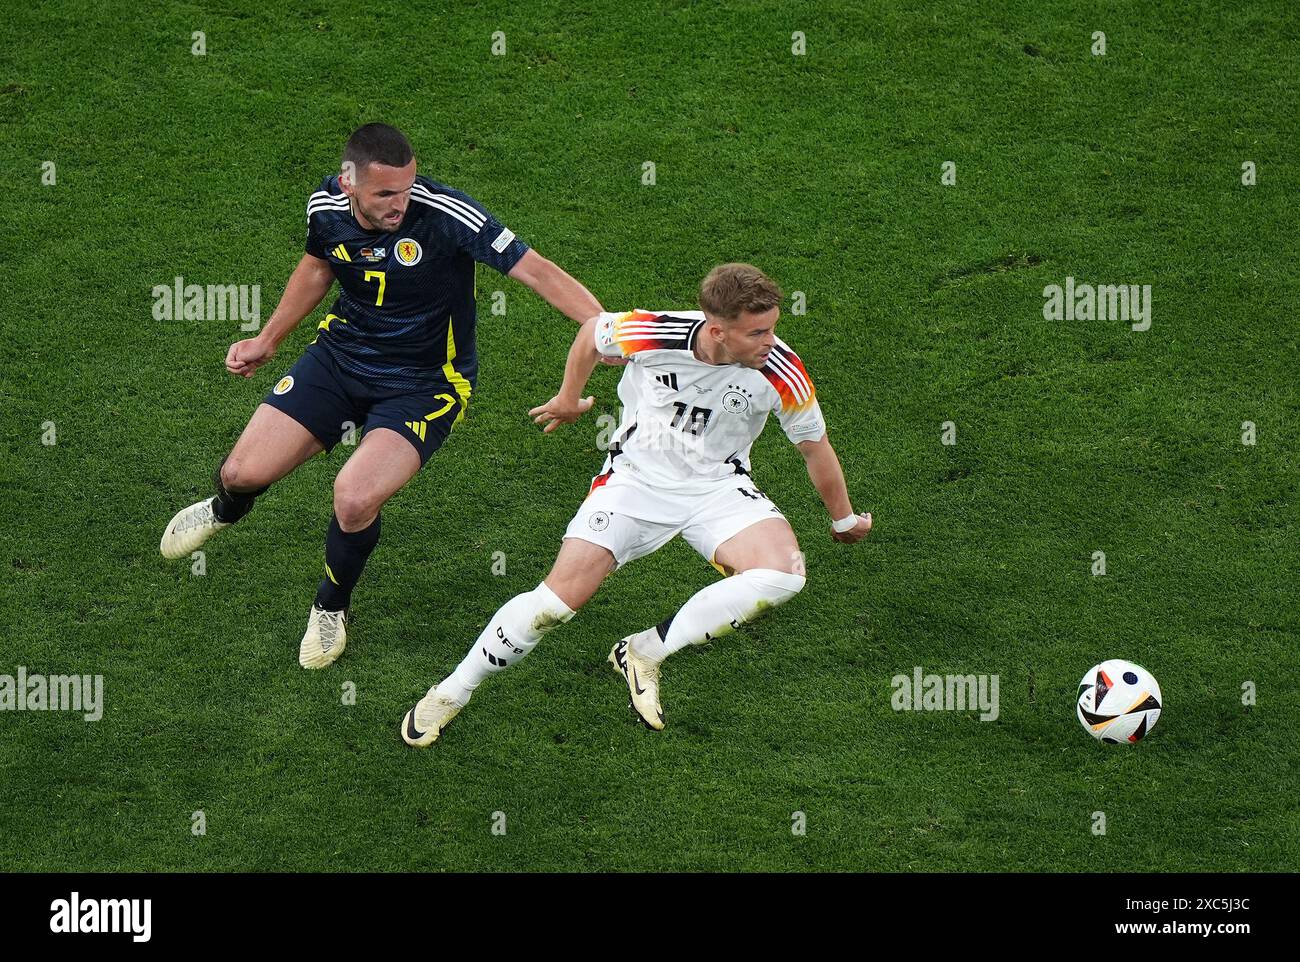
left=438, top=582, right=577, bottom=705
left=636, top=567, right=805, bottom=663
left=401, top=582, right=577, bottom=747
left=612, top=568, right=805, bottom=730
left=301, top=512, right=380, bottom=668
left=312, top=426, right=417, bottom=645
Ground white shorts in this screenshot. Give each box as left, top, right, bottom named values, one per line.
left=562, top=467, right=788, bottom=569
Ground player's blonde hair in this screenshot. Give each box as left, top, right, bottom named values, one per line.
left=698, top=264, right=783, bottom=321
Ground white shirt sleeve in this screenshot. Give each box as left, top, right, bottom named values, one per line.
left=776, top=396, right=827, bottom=444
left=593, top=312, right=626, bottom=359
left=763, top=338, right=826, bottom=444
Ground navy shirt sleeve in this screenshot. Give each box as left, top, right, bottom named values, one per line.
left=419, top=184, right=530, bottom=275
left=305, top=216, right=330, bottom=259
left=305, top=178, right=345, bottom=259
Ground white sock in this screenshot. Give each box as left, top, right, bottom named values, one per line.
left=630, top=568, right=806, bottom=664
left=436, top=582, right=576, bottom=705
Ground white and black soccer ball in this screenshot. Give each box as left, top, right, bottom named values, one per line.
left=1076, top=660, right=1162, bottom=744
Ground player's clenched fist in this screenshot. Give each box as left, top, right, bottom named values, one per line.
left=225, top=336, right=276, bottom=378
left=831, top=512, right=872, bottom=544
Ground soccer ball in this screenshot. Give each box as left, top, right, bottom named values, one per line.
left=1076, top=660, right=1162, bottom=744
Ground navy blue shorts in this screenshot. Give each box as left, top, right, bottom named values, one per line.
left=262, top=344, right=466, bottom=465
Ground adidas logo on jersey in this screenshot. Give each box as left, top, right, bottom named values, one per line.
left=655, top=372, right=679, bottom=391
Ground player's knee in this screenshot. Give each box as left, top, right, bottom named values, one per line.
left=219, top=455, right=269, bottom=494
left=529, top=582, right=578, bottom=629
left=332, top=480, right=379, bottom=530
left=771, top=545, right=805, bottom=579
left=543, top=575, right=598, bottom=613
left=742, top=567, right=806, bottom=606
left=219, top=456, right=242, bottom=491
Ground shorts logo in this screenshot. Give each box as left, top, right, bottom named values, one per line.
left=589, top=511, right=610, bottom=532
left=722, top=390, right=750, bottom=415
left=395, top=238, right=422, bottom=266
left=273, top=375, right=295, bottom=396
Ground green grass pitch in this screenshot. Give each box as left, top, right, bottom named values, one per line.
left=1, top=0, right=1296, bottom=871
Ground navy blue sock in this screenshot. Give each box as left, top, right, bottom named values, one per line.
left=314, top=513, right=381, bottom=611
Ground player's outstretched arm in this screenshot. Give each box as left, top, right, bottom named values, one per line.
left=508, top=249, right=603, bottom=325
left=796, top=433, right=873, bottom=543
left=225, top=253, right=335, bottom=378
left=528, top=314, right=603, bottom=433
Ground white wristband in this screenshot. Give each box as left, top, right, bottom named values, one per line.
left=832, top=513, right=859, bottom=533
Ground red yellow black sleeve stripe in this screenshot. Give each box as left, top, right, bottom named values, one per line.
left=611, top=310, right=695, bottom=356
left=761, top=342, right=816, bottom=412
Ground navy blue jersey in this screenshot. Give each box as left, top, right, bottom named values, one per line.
left=304, top=173, right=530, bottom=393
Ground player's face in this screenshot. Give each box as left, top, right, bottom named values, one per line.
left=720, top=307, right=779, bottom=368
left=343, top=159, right=416, bottom=231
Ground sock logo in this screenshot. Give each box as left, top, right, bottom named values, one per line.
left=495, top=626, right=523, bottom=655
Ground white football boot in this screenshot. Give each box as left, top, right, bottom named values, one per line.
left=298, top=604, right=348, bottom=669
left=608, top=631, right=665, bottom=730
left=160, top=498, right=230, bottom=560
left=401, top=689, right=463, bottom=747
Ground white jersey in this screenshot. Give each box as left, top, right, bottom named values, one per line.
left=591, top=310, right=826, bottom=493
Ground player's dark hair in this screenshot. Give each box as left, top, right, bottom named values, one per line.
left=342, top=123, right=414, bottom=178
left=698, top=264, right=783, bottom=321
